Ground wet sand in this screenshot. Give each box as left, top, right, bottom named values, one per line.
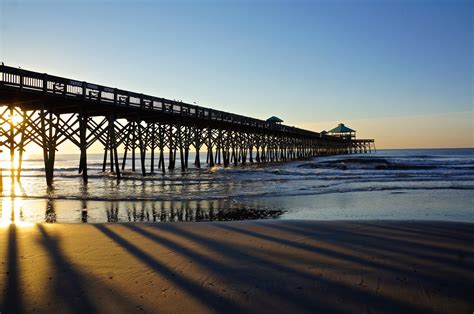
left=0, top=220, right=473, bottom=313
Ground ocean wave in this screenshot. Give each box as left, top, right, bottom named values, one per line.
left=15, top=167, right=104, bottom=173
left=297, top=157, right=474, bottom=171
left=2, top=150, right=473, bottom=206
left=13, top=169, right=474, bottom=184
left=374, top=164, right=437, bottom=170
left=237, top=185, right=474, bottom=200
left=6, top=185, right=474, bottom=202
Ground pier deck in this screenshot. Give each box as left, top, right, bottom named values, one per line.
left=0, top=65, right=374, bottom=186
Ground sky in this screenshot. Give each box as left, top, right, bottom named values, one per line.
left=0, top=0, right=472, bottom=151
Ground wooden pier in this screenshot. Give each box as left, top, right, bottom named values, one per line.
left=0, top=65, right=374, bottom=186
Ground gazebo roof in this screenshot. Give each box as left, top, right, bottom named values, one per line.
left=266, top=116, right=284, bottom=123
left=328, top=123, right=355, bottom=133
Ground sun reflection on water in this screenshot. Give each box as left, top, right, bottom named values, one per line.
left=0, top=178, right=34, bottom=227
left=0, top=151, right=30, bottom=177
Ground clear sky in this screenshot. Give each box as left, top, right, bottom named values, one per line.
left=0, top=0, right=472, bottom=150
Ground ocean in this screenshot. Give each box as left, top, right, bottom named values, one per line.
left=1, top=148, right=473, bottom=224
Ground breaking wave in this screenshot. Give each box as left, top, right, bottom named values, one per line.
left=1, top=148, right=473, bottom=203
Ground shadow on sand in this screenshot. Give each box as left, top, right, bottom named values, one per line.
left=0, top=224, right=141, bottom=313
left=1, top=220, right=473, bottom=313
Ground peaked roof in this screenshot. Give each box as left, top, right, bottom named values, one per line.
left=328, top=123, right=355, bottom=133
left=266, top=116, right=284, bottom=123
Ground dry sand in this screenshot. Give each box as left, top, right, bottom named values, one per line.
left=0, top=220, right=473, bottom=313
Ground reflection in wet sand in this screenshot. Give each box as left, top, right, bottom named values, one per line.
left=45, top=198, right=57, bottom=223
left=3, top=194, right=285, bottom=224
left=106, top=202, right=119, bottom=223
left=0, top=176, right=283, bottom=223
left=124, top=199, right=285, bottom=222
left=81, top=200, right=88, bottom=223
left=1, top=178, right=27, bottom=226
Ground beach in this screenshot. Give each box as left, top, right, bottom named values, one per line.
left=1, top=220, right=472, bottom=313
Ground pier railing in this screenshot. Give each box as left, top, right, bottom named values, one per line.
left=0, top=65, right=326, bottom=139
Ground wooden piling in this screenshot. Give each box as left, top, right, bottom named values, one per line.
left=79, top=111, right=88, bottom=183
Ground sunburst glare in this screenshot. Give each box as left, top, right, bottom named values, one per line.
left=0, top=176, right=33, bottom=227
left=0, top=195, right=33, bottom=227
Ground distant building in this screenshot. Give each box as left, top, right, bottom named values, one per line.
left=266, top=116, right=284, bottom=125
left=327, top=123, right=356, bottom=139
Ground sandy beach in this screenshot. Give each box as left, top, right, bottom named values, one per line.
left=0, top=220, right=472, bottom=313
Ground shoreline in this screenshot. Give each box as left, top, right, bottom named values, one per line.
left=2, top=188, right=472, bottom=223
left=1, top=220, right=473, bottom=313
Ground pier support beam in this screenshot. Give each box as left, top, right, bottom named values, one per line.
left=9, top=106, right=15, bottom=178
left=40, top=110, right=58, bottom=187
left=207, top=127, right=214, bottom=167
left=158, top=124, right=165, bottom=173
left=16, top=110, right=28, bottom=179
left=110, top=117, right=121, bottom=179
left=168, top=125, right=176, bottom=170
left=0, top=106, right=372, bottom=186
left=79, top=111, right=88, bottom=183
left=137, top=121, right=147, bottom=176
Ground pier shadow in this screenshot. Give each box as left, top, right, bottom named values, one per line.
left=93, top=224, right=244, bottom=313
left=262, top=221, right=474, bottom=272
left=257, top=221, right=474, bottom=300
left=1, top=224, right=22, bottom=313
left=36, top=224, right=96, bottom=312
left=219, top=221, right=473, bottom=272
left=1, top=179, right=24, bottom=313
left=1, top=223, right=142, bottom=313
left=360, top=221, right=474, bottom=244
left=110, top=223, right=446, bottom=313
left=2, top=221, right=472, bottom=313
left=33, top=224, right=142, bottom=312
left=120, top=223, right=334, bottom=313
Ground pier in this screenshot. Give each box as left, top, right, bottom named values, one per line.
left=0, top=65, right=374, bottom=186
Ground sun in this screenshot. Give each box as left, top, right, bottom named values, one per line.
left=2, top=110, right=24, bottom=126
left=10, top=113, right=24, bottom=125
